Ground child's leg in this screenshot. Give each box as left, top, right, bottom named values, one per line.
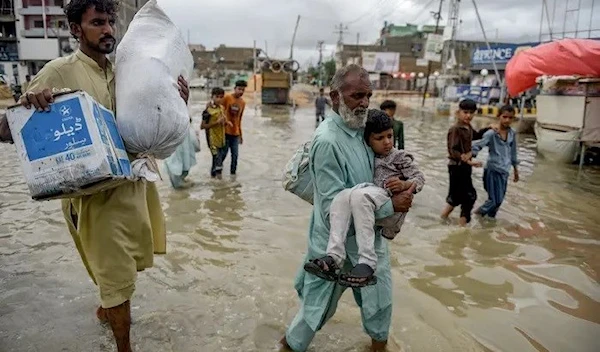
left=460, top=165, right=477, bottom=225
left=478, top=169, right=508, bottom=218
left=325, top=188, right=354, bottom=266
left=377, top=212, right=406, bottom=240
left=349, top=186, right=390, bottom=271
left=443, top=166, right=459, bottom=219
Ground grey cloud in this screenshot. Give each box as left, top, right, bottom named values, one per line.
left=158, top=0, right=599, bottom=67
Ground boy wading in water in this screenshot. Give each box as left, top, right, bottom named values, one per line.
left=315, top=87, right=331, bottom=124
left=441, top=99, right=492, bottom=226
left=201, top=87, right=231, bottom=179
left=471, top=105, right=520, bottom=218
left=304, top=110, right=425, bottom=287
left=380, top=100, right=404, bottom=150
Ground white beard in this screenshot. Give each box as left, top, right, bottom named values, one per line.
left=339, top=95, right=367, bottom=129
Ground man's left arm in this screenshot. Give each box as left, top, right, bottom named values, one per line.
left=239, top=102, right=245, bottom=144
left=511, top=131, right=520, bottom=182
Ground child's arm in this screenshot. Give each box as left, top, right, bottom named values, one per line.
left=393, top=151, right=425, bottom=194
left=511, top=131, right=520, bottom=182
left=447, top=127, right=463, bottom=162
left=200, top=110, right=223, bottom=130
left=471, top=130, right=493, bottom=158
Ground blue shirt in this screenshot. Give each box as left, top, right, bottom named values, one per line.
left=472, top=128, right=519, bottom=175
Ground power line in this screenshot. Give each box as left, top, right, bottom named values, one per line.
left=413, top=0, right=437, bottom=24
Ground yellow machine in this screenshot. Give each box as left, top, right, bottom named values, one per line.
left=260, top=59, right=299, bottom=105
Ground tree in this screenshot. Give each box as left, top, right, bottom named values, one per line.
left=323, top=59, right=336, bottom=86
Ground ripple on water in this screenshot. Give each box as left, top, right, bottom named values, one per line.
left=0, top=93, right=599, bottom=351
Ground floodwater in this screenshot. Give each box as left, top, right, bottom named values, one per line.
left=1, top=90, right=599, bottom=352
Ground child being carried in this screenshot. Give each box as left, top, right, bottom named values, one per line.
left=304, top=109, right=425, bottom=288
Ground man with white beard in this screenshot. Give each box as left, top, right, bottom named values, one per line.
left=280, top=64, right=415, bottom=352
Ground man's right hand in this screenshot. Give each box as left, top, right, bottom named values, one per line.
left=391, top=183, right=417, bottom=212
left=20, top=89, right=54, bottom=111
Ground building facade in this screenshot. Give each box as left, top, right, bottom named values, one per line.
left=0, top=0, right=18, bottom=85
left=14, top=0, right=74, bottom=84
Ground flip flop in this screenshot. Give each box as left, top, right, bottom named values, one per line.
left=304, top=256, right=339, bottom=281
left=338, top=263, right=377, bottom=288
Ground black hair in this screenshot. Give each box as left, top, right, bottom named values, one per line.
left=364, top=109, right=393, bottom=141
left=380, top=100, right=397, bottom=110
left=235, top=80, right=248, bottom=88
left=65, top=0, right=119, bottom=24
left=319, top=88, right=324, bottom=93
left=458, top=99, right=477, bottom=112
left=211, top=87, right=225, bottom=96
left=498, top=104, right=516, bottom=116
left=64, top=0, right=119, bottom=40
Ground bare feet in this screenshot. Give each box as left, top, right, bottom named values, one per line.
left=441, top=204, right=454, bottom=220
left=459, top=217, right=468, bottom=226
left=278, top=336, right=293, bottom=351
left=106, top=301, right=132, bottom=352
left=96, top=306, right=109, bottom=324
left=371, top=339, right=388, bottom=352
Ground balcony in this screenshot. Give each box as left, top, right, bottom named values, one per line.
left=0, top=14, right=16, bottom=23
left=21, top=28, right=70, bottom=38
left=19, top=6, right=65, bottom=16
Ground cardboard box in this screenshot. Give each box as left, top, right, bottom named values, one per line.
left=7, top=90, right=132, bottom=201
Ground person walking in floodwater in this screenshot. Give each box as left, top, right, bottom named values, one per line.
left=380, top=100, right=404, bottom=149
left=304, top=109, right=425, bottom=288
left=223, top=80, right=247, bottom=176
left=441, top=99, right=492, bottom=226
left=0, top=1, right=190, bottom=351
left=471, top=105, right=520, bottom=218
left=279, top=64, right=416, bottom=352
left=201, top=87, right=230, bottom=179
left=315, top=87, right=331, bottom=124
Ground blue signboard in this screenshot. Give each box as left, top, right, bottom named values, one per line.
left=471, top=42, right=539, bottom=66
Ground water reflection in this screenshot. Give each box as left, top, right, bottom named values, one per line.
left=411, top=229, right=518, bottom=317
left=0, top=96, right=599, bottom=352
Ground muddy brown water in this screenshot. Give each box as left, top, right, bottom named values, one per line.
left=1, top=91, right=599, bottom=351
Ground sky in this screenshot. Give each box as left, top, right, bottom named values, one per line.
left=159, top=0, right=599, bottom=69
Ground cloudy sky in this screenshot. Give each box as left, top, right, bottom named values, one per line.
left=159, top=0, right=598, bottom=68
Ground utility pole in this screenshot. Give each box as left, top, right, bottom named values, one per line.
left=589, top=0, right=596, bottom=38
left=334, top=23, right=349, bottom=45
left=441, top=0, right=461, bottom=76
left=289, top=15, right=301, bottom=59
left=355, top=32, right=360, bottom=65
left=472, top=0, right=502, bottom=101
left=317, top=41, right=325, bottom=86
left=421, top=0, right=444, bottom=107
left=334, top=23, right=349, bottom=66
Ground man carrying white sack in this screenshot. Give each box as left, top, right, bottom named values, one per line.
left=0, top=1, right=189, bottom=351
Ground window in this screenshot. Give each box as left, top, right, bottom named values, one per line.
left=33, top=20, right=44, bottom=28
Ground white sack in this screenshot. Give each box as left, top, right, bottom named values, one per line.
left=115, top=0, right=193, bottom=181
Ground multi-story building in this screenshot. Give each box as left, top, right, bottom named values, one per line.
left=12, top=0, right=71, bottom=84
left=11, top=0, right=147, bottom=85
left=0, top=0, right=18, bottom=85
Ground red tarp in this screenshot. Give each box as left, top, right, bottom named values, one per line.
left=505, top=39, right=600, bottom=96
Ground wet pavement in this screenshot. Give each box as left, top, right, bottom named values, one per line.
left=1, top=90, right=599, bottom=351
